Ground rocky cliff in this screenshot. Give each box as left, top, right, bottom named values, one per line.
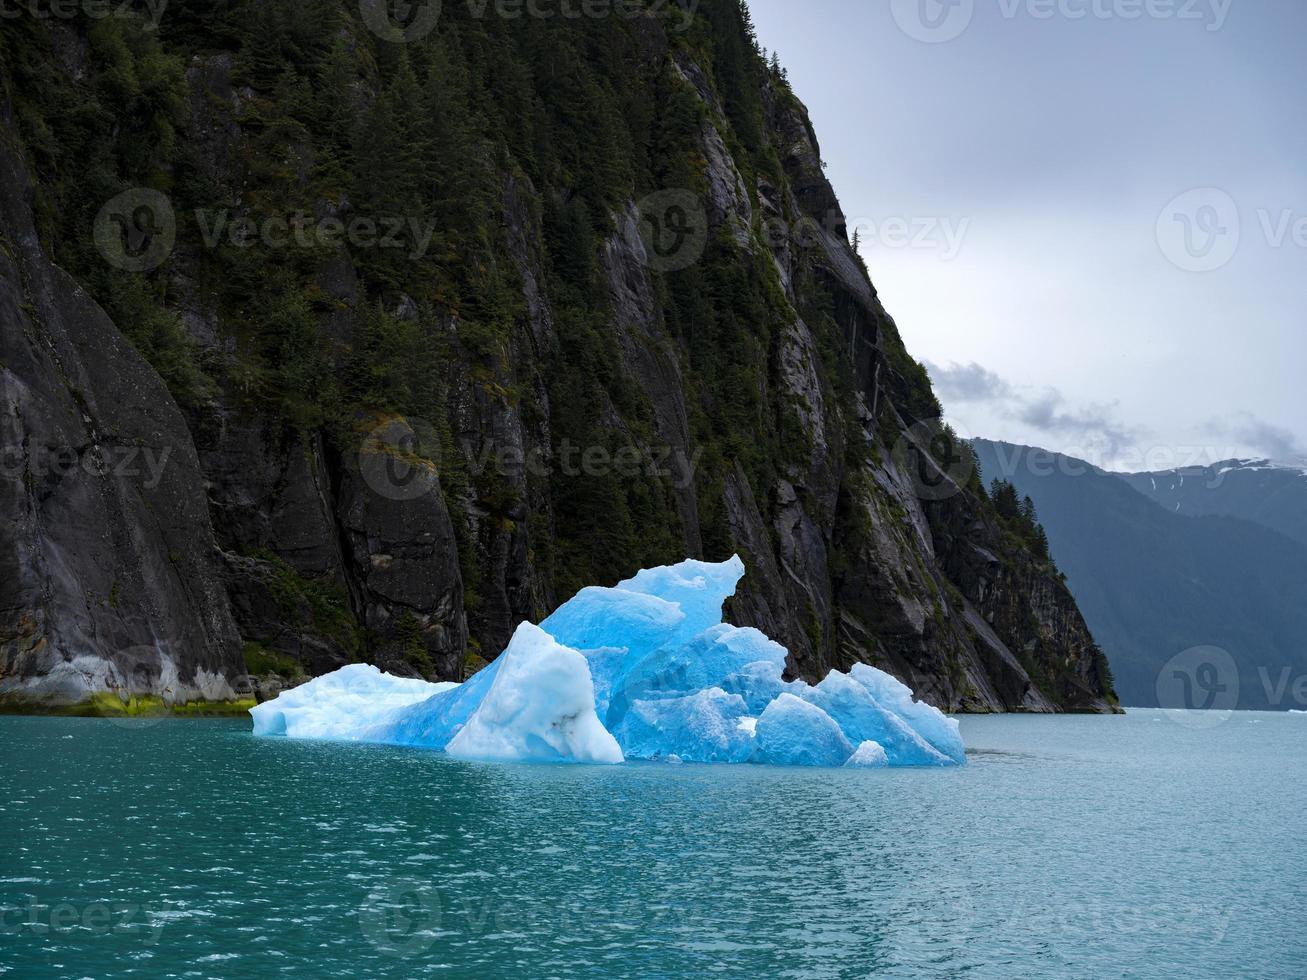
left=0, top=1, right=1116, bottom=712
left=0, top=100, right=243, bottom=706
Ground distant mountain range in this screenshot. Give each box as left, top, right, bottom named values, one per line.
left=1121, top=459, right=1307, bottom=548
left=972, top=441, right=1307, bottom=711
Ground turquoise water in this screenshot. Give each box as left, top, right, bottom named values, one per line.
left=2, top=711, right=1304, bottom=978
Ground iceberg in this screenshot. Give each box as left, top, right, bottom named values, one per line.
left=251, top=556, right=966, bottom=769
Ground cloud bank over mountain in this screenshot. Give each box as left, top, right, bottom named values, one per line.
left=927, top=359, right=1301, bottom=471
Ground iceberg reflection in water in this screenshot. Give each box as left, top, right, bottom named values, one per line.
left=251, top=557, right=965, bottom=767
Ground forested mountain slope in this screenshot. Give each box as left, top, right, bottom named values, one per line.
left=0, top=1, right=1115, bottom=712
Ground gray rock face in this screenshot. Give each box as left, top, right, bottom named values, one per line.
left=601, top=203, right=703, bottom=557
left=0, top=106, right=243, bottom=707
left=336, top=436, right=467, bottom=680
left=197, top=405, right=343, bottom=578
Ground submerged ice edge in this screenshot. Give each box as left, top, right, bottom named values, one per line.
left=250, top=556, right=966, bottom=769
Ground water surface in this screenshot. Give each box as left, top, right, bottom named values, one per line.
left=2, top=710, right=1303, bottom=977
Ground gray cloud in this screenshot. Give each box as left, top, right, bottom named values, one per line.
left=1210, top=414, right=1306, bottom=463
left=1015, top=391, right=1137, bottom=457
left=926, top=361, right=1137, bottom=456
left=923, top=361, right=1012, bottom=403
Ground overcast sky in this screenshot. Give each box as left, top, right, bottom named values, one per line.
left=748, top=0, right=1306, bottom=472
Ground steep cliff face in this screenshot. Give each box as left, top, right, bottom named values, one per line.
left=0, top=2, right=1116, bottom=712
left=0, top=103, right=243, bottom=707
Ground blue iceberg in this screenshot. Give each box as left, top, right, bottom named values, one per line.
left=250, top=556, right=965, bottom=768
